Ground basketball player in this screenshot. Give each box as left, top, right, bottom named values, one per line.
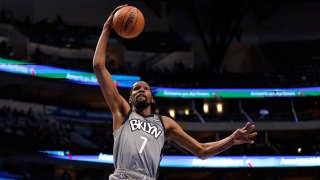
left=93, top=5, right=257, bottom=180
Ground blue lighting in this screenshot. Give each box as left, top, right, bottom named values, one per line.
left=40, top=151, right=320, bottom=168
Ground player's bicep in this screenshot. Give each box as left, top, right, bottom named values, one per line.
left=163, top=116, right=204, bottom=156
left=94, top=67, right=127, bottom=112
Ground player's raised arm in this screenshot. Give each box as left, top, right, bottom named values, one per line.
left=163, top=116, right=257, bottom=160
left=93, top=5, right=130, bottom=130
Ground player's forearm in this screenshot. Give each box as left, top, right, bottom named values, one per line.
left=199, top=135, right=235, bottom=159
left=93, top=26, right=111, bottom=69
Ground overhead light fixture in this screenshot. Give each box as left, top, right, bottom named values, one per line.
left=184, top=109, right=189, bottom=115
left=169, top=109, right=175, bottom=118
left=216, top=103, right=223, bottom=113
left=203, top=103, right=209, bottom=114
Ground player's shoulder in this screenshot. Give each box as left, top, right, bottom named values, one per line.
left=160, top=115, right=177, bottom=130
left=160, top=115, right=172, bottom=122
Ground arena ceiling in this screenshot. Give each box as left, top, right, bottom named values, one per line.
left=140, top=0, right=320, bottom=68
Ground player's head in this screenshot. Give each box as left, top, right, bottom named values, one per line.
left=129, top=81, right=155, bottom=110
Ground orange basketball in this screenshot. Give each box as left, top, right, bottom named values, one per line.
left=112, top=6, right=145, bottom=39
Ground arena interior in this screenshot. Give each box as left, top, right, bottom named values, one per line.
left=0, top=0, right=320, bottom=179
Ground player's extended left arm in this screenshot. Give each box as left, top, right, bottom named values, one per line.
left=166, top=117, right=257, bottom=160
left=200, top=122, right=257, bottom=159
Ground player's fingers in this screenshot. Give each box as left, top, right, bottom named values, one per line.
left=111, top=4, right=128, bottom=15
left=244, top=136, right=255, bottom=144
left=238, top=129, right=247, bottom=135
left=242, top=122, right=251, bottom=130
left=235, top=138, right=254, bottom=145
left=247, top=132, right=257, bottom=138
left=248, top=124, right=256, bottom=133
left=106, top=5, right=128, bottom=28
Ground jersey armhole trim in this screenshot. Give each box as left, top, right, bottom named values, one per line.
left=122, top=109, right=132, bottom=125
left=158, top=115, right=166, bottom=134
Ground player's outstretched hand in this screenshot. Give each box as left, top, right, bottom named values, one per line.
left=104, top=4, right=128, bottom=29
left=232, top=122, right=257, bottom=145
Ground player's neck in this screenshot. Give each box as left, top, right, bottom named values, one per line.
left=133, top=106, right=152, bottom=116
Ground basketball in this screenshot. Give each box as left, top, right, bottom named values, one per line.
left=112, top=6, right=145, bottom=39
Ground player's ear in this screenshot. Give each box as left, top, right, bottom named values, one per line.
left=151, top=97, right=155, bottom=104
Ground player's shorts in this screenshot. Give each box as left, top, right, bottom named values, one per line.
left=109, top=168, right=154, bottom=180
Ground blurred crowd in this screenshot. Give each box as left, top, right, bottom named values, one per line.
left=1, top=8, right=320, bottom=89
left=1, top=104, right=320, bottom=157
left=0, top=105, right=113, bottom=153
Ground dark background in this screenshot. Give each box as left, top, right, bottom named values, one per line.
left=0, top=0, right=320, bottom=179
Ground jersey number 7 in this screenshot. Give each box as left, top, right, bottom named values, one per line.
left=139, top=136, right=148, bottom=153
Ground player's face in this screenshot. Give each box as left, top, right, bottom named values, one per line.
left=130, top=81, right=153, bottom=109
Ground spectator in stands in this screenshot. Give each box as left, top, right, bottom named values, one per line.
left=93, top=5, right=257, bottom=180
